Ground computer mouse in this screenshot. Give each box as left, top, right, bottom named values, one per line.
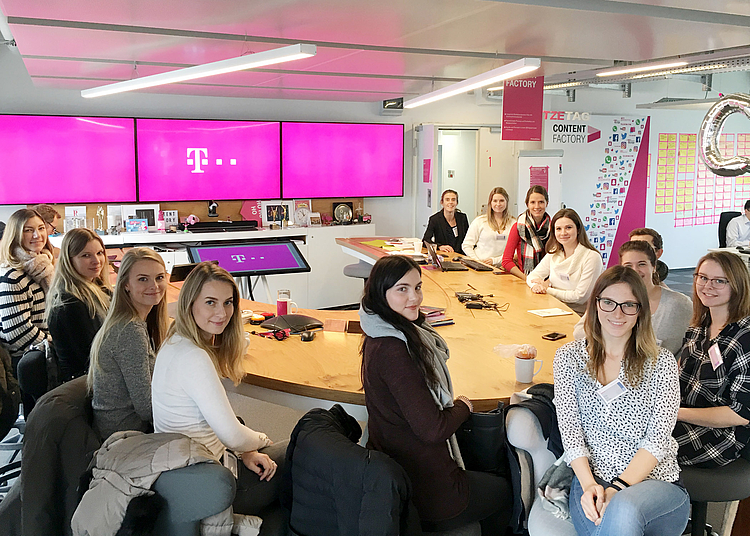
left=453, top=256, right=461, bottom=262
left=300, top=331, right=316, bottom=342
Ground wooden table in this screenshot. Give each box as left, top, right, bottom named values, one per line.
left=222, top=237, right=580, bottom=416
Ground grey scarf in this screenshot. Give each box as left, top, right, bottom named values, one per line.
left=359, top=307, right=465, bottom=469
left=13, top=247, right=54, bottom=292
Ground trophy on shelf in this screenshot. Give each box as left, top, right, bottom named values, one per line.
left=95, top=206, right=105, bottom=235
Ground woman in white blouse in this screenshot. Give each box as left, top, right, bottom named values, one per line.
left=152, top=262, right=285, bottom=519
left=554, top=266, right=688, bottom=535
left=527, top=208, right=603, bottom=314
left=462, top=187, right=515, bottom=267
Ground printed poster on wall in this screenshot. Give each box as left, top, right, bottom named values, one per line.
left=502, top=76, right=544, bottom=141
left=529, top=166, right=549, bottom=190
left=544, top=113, right=650, bottom=267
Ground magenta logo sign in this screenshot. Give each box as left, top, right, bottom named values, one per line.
left=186, top=148, right=238, bottom=173
left=137, top=119, right=280, bottom=201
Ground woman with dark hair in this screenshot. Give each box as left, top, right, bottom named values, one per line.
left=573, top=240, right=692, bottom=356
left=527, top=208, right=603, bottom=314
left=673, top=251, right=750, bottom=467
left=555, top=266, right=688, bottom=535
left=47, top=228, right=112, bottom=381
left=88, top=247, right=169, bottom=439
left=360, top=255, right=510, bottom=534
left=462, top=187, right=516, bottom=267
left=501, top=185, right=551, bottom=280
left=422, top=189, right=470, bottom=254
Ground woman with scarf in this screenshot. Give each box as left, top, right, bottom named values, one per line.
left=0, top=209, right=55, bottom=412
left=360, top=255, right=510, bottom=534
left=501, top=185, right=551, bottom=280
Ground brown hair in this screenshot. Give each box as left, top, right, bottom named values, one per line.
left=545, top=208, right=597, bottom=254
left=441, top=189, right=459, bottom=204
left=31, top=204, right=61, bottom=225
left=628, top=227, right=663, bottom=251
left=524, top=185, right=549, bottom=205
left=691, top=251, right=750, bottom=327
left=486, top=187, right=513, bottom=233
left=583, top=265, right=659, bottom=387
left=618, top=240, right=659, bottom=285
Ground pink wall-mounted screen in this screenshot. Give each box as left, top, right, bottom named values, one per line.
left=0, top=115, right=136, bottom=204
left=137, top=119, right=280, bottom=201
left=281, top=122, right=404, bottom=198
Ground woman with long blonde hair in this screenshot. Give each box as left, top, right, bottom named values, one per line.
left=47, top=228, right=112, bottom=381
left=554, top=266, right=688, bottom=535
left=462, top=187, right=516, bottom=267
left=0, top=209, right=55, bottom=367
left=89, top=247, right=168, bottom=439
left=152, top=261, right=284, bottom=516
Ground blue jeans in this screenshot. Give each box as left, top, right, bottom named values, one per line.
left=569, top=476, right=689, bottom=536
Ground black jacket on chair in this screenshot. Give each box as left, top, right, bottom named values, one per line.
left=281, top=405, right=421, bottom=536
left=422, top=211, right=469, bottom=255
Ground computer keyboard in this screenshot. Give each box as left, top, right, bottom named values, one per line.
left=460, top=258, right=494, bottom=271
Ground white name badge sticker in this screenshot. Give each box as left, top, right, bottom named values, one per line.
left=597, top=379, right=627, bottom=404
left=708, top=343, right=724, bottom=370
left=496, top=233, right=506, bottom=241
left=557, top=272, right=571, bottom=282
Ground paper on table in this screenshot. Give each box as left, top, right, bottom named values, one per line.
left=527, top=308, right=574, bottom=317
left=361, top=239, right=389, bottom=248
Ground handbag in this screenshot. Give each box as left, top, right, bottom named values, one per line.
left=455, top=401, right=508, bottom=477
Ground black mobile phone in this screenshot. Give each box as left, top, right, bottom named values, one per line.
left=542, top=332, right=566, bottom=341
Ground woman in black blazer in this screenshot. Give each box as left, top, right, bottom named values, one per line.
left=422, top=189, right=469, bottom=254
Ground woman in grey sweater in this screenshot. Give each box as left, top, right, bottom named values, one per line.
left=574, top=240, right=692, bottom=356
left=88, top=248, right=168, bottom=440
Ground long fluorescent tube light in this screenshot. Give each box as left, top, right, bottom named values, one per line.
left=403, top=58, right=540, bottom=109
left=0, top=11, right=14, bottom=42
left=81, top=43, right=316, bottom=98
left=596, top=61, right=688, bottom=77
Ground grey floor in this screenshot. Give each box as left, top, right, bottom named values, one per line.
left=663, top=267, right=696, bottom=298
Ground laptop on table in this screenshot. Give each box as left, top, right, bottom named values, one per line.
left=425, top=243, right=468, bottom=271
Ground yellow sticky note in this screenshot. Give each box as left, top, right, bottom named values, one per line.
left=667, top=181, right=675, bottom=188
left=677, top=203, right=684, bottom=211
left=679, top=165, right=686, bottom=172
left=669, top=134, right=677, bottom=141
left=658, top=166, right=666, bottom=173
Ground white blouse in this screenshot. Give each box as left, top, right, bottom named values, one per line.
left=553, top=339, right=681, bottom=483
left=527, top=243, right=603, bottom=314
left=462, top=215, right=515, bottom=267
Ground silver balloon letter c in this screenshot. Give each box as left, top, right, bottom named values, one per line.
left=699, top=93, right=750, bottom=177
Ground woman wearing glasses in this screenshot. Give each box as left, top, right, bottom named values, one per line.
left=554, top=266, right=688, bottom=535
left=673, top=251, right=750, bottom=467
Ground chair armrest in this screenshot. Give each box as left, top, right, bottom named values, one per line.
left=506, top=406, right=558, bottom=488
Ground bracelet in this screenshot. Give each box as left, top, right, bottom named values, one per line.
left=612, top=476, right=631, bottom=489
left=456, top=395, right=474, bottom=413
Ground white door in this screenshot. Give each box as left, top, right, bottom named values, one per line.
left=517, top=150, right=564, bottom=216
left=415, top=124, right=439, bottom=240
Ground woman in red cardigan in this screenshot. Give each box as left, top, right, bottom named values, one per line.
left=360, top=255, right=510, bottom=534
left=501, top=185, right=551, bottom=280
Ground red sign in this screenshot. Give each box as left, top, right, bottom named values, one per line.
left=502, top=76, right=544, bottom=141
left=529, top=166, right=549, bottom=190
left=423, top=159, right=432, bottom=183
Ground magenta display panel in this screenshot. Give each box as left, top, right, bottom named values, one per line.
left=281, top=122, right=404, bottom=198
left=136, top=119, right=280, bottom=201
left=0, top=115, right=136, bottom=204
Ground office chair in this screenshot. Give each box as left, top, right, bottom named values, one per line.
left=718, top=211, right=741, bottom=248
left=343, top=259, right=372, bottom=283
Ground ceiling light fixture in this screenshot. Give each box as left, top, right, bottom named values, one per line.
left=544, top=81, right=588, bottom=90
left=0, top=11, right=14, bottom=42
left=626, top=63, right=729, bottom=80
left=81, top=43, right=317, bottom=98
left=596, top=61, right=688, bottom=77
left=403, top=57, right=540, bottom=109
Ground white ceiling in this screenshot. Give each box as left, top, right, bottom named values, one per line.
left=2, top=0, right=750, bottom=102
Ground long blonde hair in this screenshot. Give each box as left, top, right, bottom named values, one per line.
left=0, top=209, right=55, bottom=268
left=167, top=262, right=246, bottom=384
left=486, top=187, right=513, bottom=233
left=87, top=248, right=168, bottom=390
left=583, top=265, right=659, bottom=387
left=47, top=228, right=111, bottom=320
left=691, top=251, right=750, bottom=328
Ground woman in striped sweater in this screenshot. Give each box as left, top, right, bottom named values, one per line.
left=0, top=209, right=55, bottom=372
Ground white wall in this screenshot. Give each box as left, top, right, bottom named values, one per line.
left=438, top=130, right=478, bottom=219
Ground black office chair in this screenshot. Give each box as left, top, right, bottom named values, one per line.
left=681, top=449, right=750, bottom=536
left=718, top=211, right=741, bottom=248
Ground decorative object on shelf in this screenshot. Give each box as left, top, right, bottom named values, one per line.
left=185, top=214, right=200, bottom=225
left=309, top=212, right=321, bottom=226
left=294, top=199, right=312, bottom=227
left=121, top=204, right=160, bottom=231
left=261, top=200, right=294, bottom=227
left=163, top=210, right=179, bottom=228
left=333, top=202, right=353, bottom=224
left=207, top=200, right=219, bottom=217
left=95, top=206, right=105, bottom=231
left=321, top=213, right=333, bottom=225
left=699, top=93, right=750, bottom=176
left=240, top=200, right=263, bottom=225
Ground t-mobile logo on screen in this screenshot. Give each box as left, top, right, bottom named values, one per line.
left=231, top=254, right=246, bottom=263
left=187, top=148, right=238, bottom=174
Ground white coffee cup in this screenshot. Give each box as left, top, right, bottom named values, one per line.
left=515, top=356, right=543, bottom=384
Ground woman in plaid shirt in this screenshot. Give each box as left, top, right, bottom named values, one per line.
left=674, top=251, right=750, bottom=467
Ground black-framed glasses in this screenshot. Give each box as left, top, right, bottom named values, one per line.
left=693, top=273, right=728, bottom=289
left=596, top=297, right=641, bottom=315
